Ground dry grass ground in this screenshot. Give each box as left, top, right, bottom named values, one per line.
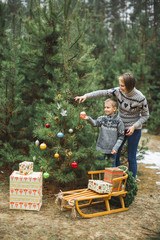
left=0, top=133, right=160, bottom=240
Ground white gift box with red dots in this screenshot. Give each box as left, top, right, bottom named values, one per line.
left=88, top=180, right=113, bottom=194
left=9, top=171, right=42, bottom=211
left=19, top=161, right=33, bottom=175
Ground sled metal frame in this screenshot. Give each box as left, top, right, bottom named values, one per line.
left=59, top=170, right=129, bottom=218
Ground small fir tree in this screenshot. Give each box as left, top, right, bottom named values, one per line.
left=26, top=0, right=109, bottom=187
left=0, top=2, right=30, bottom=168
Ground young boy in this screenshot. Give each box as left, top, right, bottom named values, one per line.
left=80, top=98, right=125, bottom=162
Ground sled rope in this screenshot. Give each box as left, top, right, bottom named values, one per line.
left=55, top=190, right=63, bottom=204
left=71, top=206, right=77, bottom=218
left=55, top=190, right=64, bottom=210
left=67, top=188, right=89, bottom=206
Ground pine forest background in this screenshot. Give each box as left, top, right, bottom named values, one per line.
left=0, top=0, right=160, bottom=187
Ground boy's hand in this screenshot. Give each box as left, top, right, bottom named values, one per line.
left=111, top=149, right=117, bottom=154
left=80, top=116, right=89, bottom=120
left=74, top=95, right=87, bottom=103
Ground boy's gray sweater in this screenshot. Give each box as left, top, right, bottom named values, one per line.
left=87, top=114, right=125, bottom=154
left=85, top=87, right=149, bottom=130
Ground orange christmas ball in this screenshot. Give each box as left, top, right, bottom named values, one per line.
left=40, top=143, right=47, bottom=150
left=54, top=153, right=59, bottom=158
left=80, top=111, right=86, bottom=119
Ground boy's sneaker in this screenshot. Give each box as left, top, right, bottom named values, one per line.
left=135, top=178, right=141, bottom=182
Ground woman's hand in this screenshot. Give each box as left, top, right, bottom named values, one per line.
left=126, top=125, right=136, bottom=136
left=74, top=95, right=87, bottom=103
left=111, top=149, right=117, bottom=154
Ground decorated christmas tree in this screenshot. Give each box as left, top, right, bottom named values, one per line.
left=30, top=91, right=113, bottom=187
left=25, top=0, right=111, bottom=187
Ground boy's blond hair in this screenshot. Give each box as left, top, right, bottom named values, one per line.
left=105, top=98, right=118, bottom=108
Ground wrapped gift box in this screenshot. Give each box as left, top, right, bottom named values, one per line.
left=104, top=167, right=123, bottom=182
left=104, top=167, right=123, bottom=190
left=10, top=171, right=42, bottom=211
left=88, top=180, right=113, bottom=194
left=19, top=161, right=33, bottom=175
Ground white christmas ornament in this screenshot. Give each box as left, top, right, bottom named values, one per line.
left=68, top=129, right=73, bottom=133
left=60, top=109, right=67, bottom=116
left=57, top=103, right=61, bottom=110
left=35, top=140, right=40, bottom=146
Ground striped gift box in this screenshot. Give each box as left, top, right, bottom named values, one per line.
left=104, top=167, right=123, bottom=191
left=9, top=171, right=42, bottom=211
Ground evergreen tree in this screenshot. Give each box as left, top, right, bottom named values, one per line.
left=0, top=0, right=159, bottom=174
left=146, top=32, right=160, bottom=133
left=128, top=0, right=160, bottom=132
left=0, top=1, right=29, bottom=168
left=0, top=1, right=7, bottom=65
left=22, top=0, right=109, bottom=187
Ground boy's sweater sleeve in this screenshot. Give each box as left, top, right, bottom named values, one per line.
left=85, top=88, right=118, bottom=98
left=86, top=116, right=102, bottom=127
left=112, top=119, right=125, bottom=152
left=133, top=98, right=149, bottom=129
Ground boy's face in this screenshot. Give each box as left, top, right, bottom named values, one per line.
left=104, top=102, right=116, bottom=115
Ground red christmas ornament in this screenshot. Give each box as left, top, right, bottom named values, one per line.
left=45, top=123, right=50, bottom=128
left=71, top=161, right=78, bottom=169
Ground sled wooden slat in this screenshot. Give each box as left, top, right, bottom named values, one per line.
left=63, top=189, right=97, bottom=201
left=57, top=171, right=129, bottom=218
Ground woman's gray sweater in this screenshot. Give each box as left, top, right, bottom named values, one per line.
left=85, top=87, right=149, bottom=130
left=87, top=114, right=125, bottom=154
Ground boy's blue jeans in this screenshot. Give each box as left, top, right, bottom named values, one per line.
left=98, top=154, right=116, bottom=179
left=98, top=154, right=116, bottom=167
left=114, top=129, right=141, bottom=178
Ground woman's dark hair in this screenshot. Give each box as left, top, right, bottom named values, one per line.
left=119, top=72, right=136, bottom=92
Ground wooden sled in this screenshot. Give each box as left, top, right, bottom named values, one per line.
left=56, top=170, right=129, bottom=218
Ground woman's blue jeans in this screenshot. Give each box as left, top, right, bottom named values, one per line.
left=115, top=129, right=141, bottom=178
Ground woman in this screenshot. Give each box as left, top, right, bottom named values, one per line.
left=75, top=72, right=149, bottom=178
